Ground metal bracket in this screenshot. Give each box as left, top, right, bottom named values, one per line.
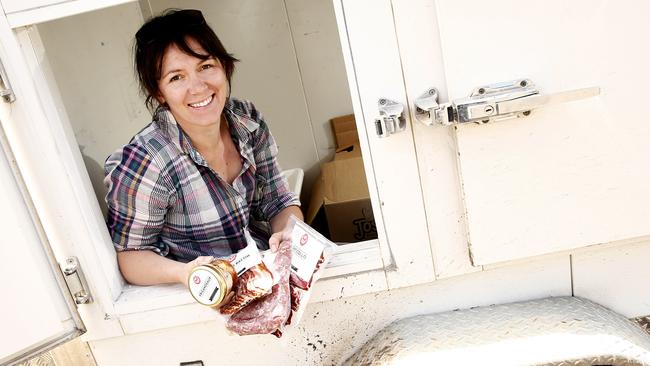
left=61, top=256, right=93, bottom=305
left=0, top=59, right=16, bottom=103
left=415, top=79, right=600, bottom=126
left=375, top=98, right=406, bottom=137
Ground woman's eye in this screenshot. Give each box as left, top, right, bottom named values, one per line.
left=201, top=63, right=214, bottom=70
left=169, top=75, right=181, bottom=82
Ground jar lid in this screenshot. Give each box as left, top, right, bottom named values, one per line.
left=188, top=264, right=227, bottom=306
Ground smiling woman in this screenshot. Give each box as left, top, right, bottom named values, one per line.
left=104, top=9, right=303, bottom=287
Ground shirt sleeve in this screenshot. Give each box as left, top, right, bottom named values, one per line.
left=248, top=104, right=301, bottom=222
left=104, top=143, right=172, bottom=256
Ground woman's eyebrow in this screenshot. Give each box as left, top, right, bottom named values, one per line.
left=161, top=68, right=182, bottom=79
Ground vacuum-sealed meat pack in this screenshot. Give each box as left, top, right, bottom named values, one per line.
left=188, top=218, right=334, bottom=337
left=226, top=240, right=292, bottom=335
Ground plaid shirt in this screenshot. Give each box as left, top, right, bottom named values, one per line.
left=104, top=98, right=300, bottom=262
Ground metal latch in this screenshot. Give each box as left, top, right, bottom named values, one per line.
left=0, top=59, right=16, bottom=103
left=61, top=256, right=93, bottom=304
left=375, top=98, right=406, bottom=137
left=414, top=79, right=600, bottom=126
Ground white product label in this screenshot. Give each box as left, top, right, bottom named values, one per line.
left=261, top=250, right=280, bottom=285
left=226, top=231, right=263, bottom=276
left=189, top=268, right=222, bottom=306
left=290, top=221, right=327, bottom=282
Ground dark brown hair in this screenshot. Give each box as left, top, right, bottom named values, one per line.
left=134, top=9, right=239, bottom=111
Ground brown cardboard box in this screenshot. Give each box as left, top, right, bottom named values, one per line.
left=330, top=114, right=358, bottom=151
left=305, top=144, right=378, bottom=243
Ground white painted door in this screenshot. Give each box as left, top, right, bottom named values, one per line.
left=391, top=0, right=650, bottom=266
left=0, top=124, right=84, bottom=364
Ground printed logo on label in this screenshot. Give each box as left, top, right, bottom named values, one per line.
left=193, top=275, right=201, bottom=284
left=227, top=254, right=237, bottom=262
left=300, top=233, right=309, bottom=246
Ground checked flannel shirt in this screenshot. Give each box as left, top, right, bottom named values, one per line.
left=104, top=98, right=300, bottom=262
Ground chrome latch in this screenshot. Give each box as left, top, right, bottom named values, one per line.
left=414, top=79, right=600, bottom=126
left=0, top=59, right=15, bottom=103
left=375, top=98, right=406, bottom=137
left=61, top=256, right=93, bottom=304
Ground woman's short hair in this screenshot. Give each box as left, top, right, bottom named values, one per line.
left=134, top=9, right=239, bottom=111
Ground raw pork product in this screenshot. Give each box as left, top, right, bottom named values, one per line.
left=286, top=253, right=325, bottom=326
left=290, top=254, right=325, bottom=291
left=226, top=241, right=292, bottom=335
left=219, top=262, right=274, bottom=315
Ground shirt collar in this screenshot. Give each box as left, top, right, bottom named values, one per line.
left=152, top=98, right=261, bottom=166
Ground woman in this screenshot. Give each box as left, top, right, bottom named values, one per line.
left=104, top=9, right=302, bottom=286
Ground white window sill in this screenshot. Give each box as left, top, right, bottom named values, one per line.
left=112, top=240, right=385, bottom=317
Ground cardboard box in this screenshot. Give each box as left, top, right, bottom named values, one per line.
left=330, top=114, right=359, bottom=151
left=306, top=144, right=378, bottom=243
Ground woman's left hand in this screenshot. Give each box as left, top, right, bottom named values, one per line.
left=269, top=206, right=303, bottom=252
left=269, top=232, right=289, bottom=252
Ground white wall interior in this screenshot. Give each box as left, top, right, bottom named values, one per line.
left=37, top=0, right=354, bottom=213
left=36, top=2, right=148, bottom=215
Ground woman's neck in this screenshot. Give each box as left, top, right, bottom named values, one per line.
left=182, top=115, right=227, bottom=154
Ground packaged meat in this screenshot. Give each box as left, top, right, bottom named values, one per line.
left=219, top=230, right=274, bottom=315
left=226, top=239, right=292, bottom=335
left=279, top=216, right=335, bottom=335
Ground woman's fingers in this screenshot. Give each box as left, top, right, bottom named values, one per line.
left=269, top=232, right=284, bottom=252
left=181, top=256, right=214, bottom=286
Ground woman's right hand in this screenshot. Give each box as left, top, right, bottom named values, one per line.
left=180, top=256, right=214, bottom=287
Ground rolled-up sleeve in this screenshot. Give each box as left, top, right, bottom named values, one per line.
left=250, top=111, right=301, bottom=222
left=104, top=143, right=171, bottom=256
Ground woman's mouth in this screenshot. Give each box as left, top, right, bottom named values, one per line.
left=188, top=95, right=214, bottom=108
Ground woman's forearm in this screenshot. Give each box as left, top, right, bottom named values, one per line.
left=270, top=205, right=303, bottom=234
left=117, top=250, right=187, bottom=286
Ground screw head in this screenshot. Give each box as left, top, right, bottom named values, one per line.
left=478, top=88, right=486, bottom=94
left=484, top=105, right=494, bottom=114
left=520, top=80, right=528, bottom=87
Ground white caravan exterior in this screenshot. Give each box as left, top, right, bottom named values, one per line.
left=1, top=0, right=649, bottom=365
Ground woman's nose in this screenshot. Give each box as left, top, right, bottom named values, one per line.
left=188, top=73, right=208, bottom=93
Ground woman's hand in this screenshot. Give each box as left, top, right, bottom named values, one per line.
left=269, top=205, right=303, bottom=252
left=180, top=255, right=214, bottom=287
left=269, top=232, right=290, bottom=252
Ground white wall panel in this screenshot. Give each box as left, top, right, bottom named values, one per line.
left=285, top=0, right=354, bottom=166
left=90, top=255, right=570, bottom=365
left=573, top=240, right=650, bottom=318
left=36, top=2, right=149, bottom=215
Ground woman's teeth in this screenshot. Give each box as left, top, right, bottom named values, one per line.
left=189, top=95, right=213, bottom=108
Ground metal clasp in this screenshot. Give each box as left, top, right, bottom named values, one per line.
left=415, top=79, right=600, bottom=126
left=375, top=98, right=406, bottom=137
left=61, top=256, right=93, bottom=304
left=0, top=59, right=16, bottom=103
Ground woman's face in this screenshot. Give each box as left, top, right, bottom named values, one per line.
left=157, top=38, right=229, bottom=130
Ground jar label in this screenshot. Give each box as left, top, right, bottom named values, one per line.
left=189, top=268, right=222, bottom=306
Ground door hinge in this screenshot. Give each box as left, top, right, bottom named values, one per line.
left=375, top=98, right=406, bottom=137
left=414, top=79, right=599, bottom=126
left=0, top=58, right=16, bottom=103
left=61, top=256, right=93, bottom=305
